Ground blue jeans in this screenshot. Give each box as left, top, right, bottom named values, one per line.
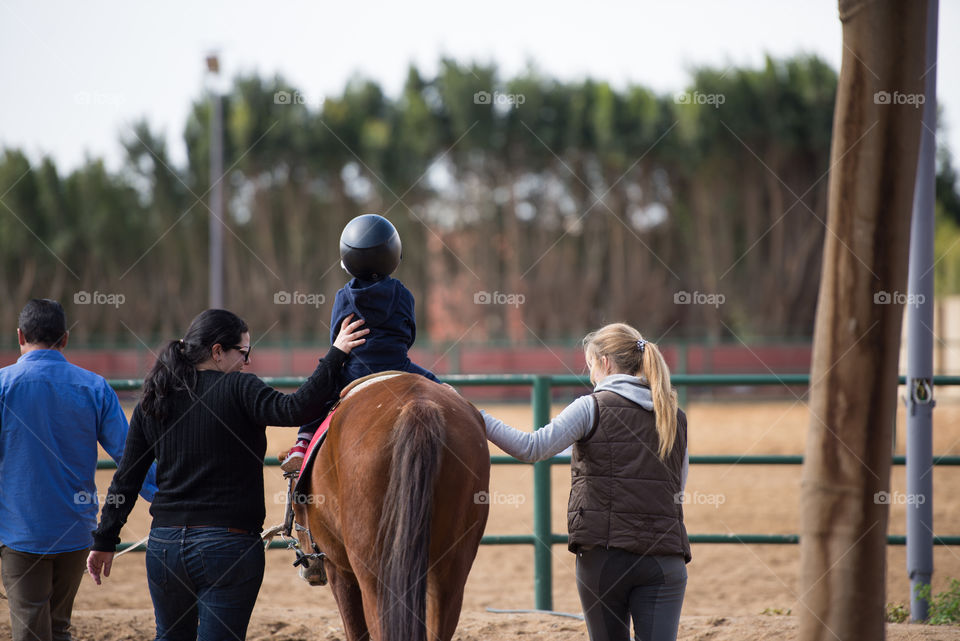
left=146, top=527, right=264, bottom=641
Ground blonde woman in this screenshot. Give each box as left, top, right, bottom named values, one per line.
left=482, top=323, right=690, bottom=641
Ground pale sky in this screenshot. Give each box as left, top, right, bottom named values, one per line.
left=1, top=0, right=957, bottom=174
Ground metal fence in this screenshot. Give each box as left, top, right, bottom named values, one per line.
left=101, top=373, right=960, bottom=610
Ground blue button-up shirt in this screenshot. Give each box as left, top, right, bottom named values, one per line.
left=0, top=349, right=157, bottom=554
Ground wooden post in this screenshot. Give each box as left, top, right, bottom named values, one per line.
left=799, top=1, right=928, bottom=639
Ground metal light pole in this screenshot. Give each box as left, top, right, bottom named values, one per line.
left=906, top=0, right=938, bottom=622
left=207, top=53, right=224, bottom=309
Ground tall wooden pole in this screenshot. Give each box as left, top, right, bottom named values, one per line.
left=799, top=1, right=928, bottom=639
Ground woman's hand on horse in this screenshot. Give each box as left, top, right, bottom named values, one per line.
left=86, top=550, right=114, bottom=585
left=334, top=314, right=369, bottom=354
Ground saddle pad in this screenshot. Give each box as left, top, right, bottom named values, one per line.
left=298, top=409, right=336, bottom=476
left=293, top=410, right=334, bottom=498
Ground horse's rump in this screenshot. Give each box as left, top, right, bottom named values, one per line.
left=302, top=374, right=490, bottom=641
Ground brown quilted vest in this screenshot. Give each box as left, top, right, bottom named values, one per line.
left=567, top=389, right=691, bottom=562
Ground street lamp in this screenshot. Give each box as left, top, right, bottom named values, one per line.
left=206, top=52, right=224, bottom=309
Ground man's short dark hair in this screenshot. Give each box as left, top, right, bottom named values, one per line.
left=18, top=299, right=67, bottom=347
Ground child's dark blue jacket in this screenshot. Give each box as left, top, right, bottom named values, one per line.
left=329, top=276, right=438, bottom=385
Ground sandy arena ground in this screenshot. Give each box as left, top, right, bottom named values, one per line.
left=4, top=395, right=960, bottom=639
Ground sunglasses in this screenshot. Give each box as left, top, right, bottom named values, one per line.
left=232, top=345, right=252, bottom=364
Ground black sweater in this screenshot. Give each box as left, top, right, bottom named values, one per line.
left=91, top=347, right=347, bottom=551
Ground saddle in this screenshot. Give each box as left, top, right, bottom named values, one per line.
left=339, top=369, right=406, bottom=399
left=295, top=370, right=406, bottom=486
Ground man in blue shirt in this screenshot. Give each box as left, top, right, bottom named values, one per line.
left=0, top=299, right=157, bottom=641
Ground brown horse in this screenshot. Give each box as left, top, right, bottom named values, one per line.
left=293, top=373, right=490, bottom=641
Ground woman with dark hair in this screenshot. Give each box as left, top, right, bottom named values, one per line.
left=85, top=309, right=367, bottom=641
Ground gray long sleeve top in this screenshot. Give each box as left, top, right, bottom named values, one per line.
left=482, top=374, right=688, bottom=489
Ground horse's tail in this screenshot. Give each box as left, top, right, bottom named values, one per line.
left=377, top=398, right=445, bottom=641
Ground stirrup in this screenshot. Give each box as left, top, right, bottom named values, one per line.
left=282, top=470, right=299, bottom=537
left=282, top=468, right=328, bottom=586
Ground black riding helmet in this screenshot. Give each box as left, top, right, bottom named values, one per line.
left=340, top=214, right=402, bottom=281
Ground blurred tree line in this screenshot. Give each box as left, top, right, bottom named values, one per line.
left=1, top=55, right=958, bottom=346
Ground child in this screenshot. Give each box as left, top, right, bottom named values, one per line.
left=281, top=214, right=438, bottom=471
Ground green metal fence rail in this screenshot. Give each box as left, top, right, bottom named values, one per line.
left=102, top=373, right=960, bottom=610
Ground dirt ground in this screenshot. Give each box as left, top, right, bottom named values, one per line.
left=4, top=396, right=960, bottom=639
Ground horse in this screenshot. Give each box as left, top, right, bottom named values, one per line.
left=292, top=373, right=490, bottom=641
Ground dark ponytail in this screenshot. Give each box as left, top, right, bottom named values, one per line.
left=141, top=309, right=249, bottom=420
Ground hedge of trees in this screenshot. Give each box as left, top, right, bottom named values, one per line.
left=1, top=55, right=958, bottom=345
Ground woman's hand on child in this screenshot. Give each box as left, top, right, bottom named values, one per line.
left=334, top=314, right=368, bottom=354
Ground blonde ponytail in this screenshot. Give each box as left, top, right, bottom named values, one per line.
left=640, top=341, right=679, bottom=460
left=583, top=323, right=679, bottom=460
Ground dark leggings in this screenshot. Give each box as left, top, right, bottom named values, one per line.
left=576, top=547, right=687, bottom=641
